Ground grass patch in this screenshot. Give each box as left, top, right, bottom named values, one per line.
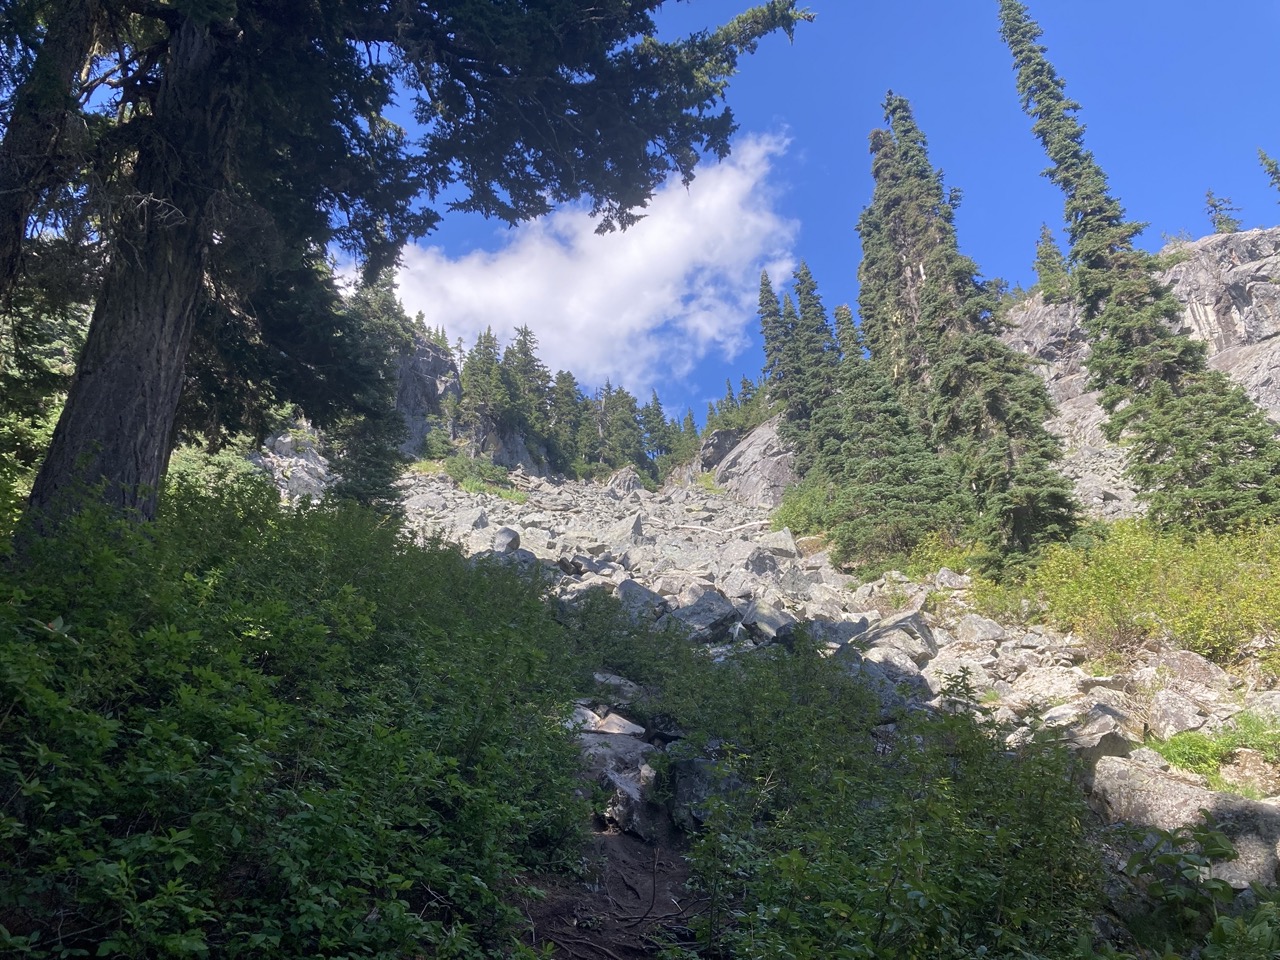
left=1152, top=712, right=1280, bottom=794
left=694, top=471, right=726, bottom=495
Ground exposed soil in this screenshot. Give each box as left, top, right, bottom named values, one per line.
left=519, top=818, right=703, bottom=959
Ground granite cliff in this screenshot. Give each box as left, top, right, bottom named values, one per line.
left=1003, top=226, right=1280, bottom=518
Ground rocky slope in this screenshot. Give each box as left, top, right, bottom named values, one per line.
left=1004, top=226, right=1280, bottom=518
left=399, top=449, right=1280, bottom=894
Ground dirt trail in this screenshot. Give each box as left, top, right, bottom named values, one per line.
left=521, top=822, right=702, bottom=959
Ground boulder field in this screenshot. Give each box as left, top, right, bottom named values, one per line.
left=401, top=448, right=1280, bottom=891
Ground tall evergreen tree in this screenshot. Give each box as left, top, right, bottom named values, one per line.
left=457, top=327, right=510, bottom=453
left=546, top=369, right=585, bottom=472
left=808, top=305, right=966, bottom=567
left=780, top=261, right=838, bottom=470
left=601, top=385, right=647, bottom=472
left=856, top=91, right=1077, bottom=553
left=856, top=95, right=988, bottom=419
left=759, top=270, right=788, bottom=390
left=11, top=0, right=811, bottom=523
left=500, top=324, right=552, bottom=438
left=999, top=0, right=1280, bottom=531
left=639, top=389, right=674, bottom=466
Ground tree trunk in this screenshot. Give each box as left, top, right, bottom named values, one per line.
left=28, top=16, right=241, bottom=523
left=0, top=0, right=100, bottom=301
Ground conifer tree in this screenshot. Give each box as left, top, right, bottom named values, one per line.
left=780, top=261, right=839, bottom=470
left=500, top=324, right=552, bottom=437
left=639, top=389, right=674, bottom=466
left=457, top=327, right=510, bottom=452
left=1033, top=224, right=1070, bottom=303
left=1262, top=150, right=1280, bottom=199
left=809, top=305, right=966, bottom=566
left=546, top=369, right=585, bottom=472
left=999, top=0, right=1280, bottom=531
left=856, top=91, right=1077, bottom=553
left=666, top=412, right=700, bottom=469
left=1205, top=191, right=1243, bottom=234
left=759, top=271, right=789, bottom=390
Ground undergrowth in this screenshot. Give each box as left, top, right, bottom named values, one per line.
left=920, top=520, right=1280, bottom=666
left=0, top=469, right=583, bottom=958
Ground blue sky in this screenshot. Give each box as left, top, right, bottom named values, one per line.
left=394, top=1, right=1280, bottom=424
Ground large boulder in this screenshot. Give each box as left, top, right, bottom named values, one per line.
left=712, top=416, right=797, bottom=508
left=249, top=422, right=330, bottom=502
left=697, top=429, right=741, bottom=471
left=1089, top=755, right=1280, bottom=889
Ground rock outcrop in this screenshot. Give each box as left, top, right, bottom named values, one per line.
left=712, top=415, right=797, bottom=508
left=393, top=333, right=461, bottom=458
left=1004, top=226, right=1280, bottom=519
left=248, top=422, right=330, bottom=502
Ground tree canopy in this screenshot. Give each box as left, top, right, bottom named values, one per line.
left=0, top=0, right=811, bottom=522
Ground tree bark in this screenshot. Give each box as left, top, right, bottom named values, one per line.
left=28, top=16, right=242, bottom=523
left=0, top=0, right=101, bottom=301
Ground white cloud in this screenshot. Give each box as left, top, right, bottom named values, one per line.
left=395, top=132, right=797, bottom=400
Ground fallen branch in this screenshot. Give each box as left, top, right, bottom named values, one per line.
left=669, top=520, right=770, bottom=535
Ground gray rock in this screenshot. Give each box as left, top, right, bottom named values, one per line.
left=713, top=416, right=798, bottom=508
left=492, top=526, right=521, bottom=553
left=666, top=590, right=739, bottom=644
left=1089, top=755, right=1280, bottom=889
left=615, top=578, right=667, bottom=621
left=593, top=672, right=641, bottom=703
left=863, top=611, right=938, bottom=662
left=1049, top=702, right=1138, bottom=765
left=578, top=732, right=659, bottom=840
left=757, top=527, right=800, bottom=558
left=1244, top=691, right=1280, bottom=721
left=952, top=614, right=1007, bottom=646
left=862, top=645, right=923, bottom=680
left=667, top=754, right=744, bottom=832
left=922, top=657, right=993, bottom=698
left=868, top=629, right=936, bottom=667
left=1147, top=688, right=1207, bottom=740
left=250, top=422, right=331, bottom=502
left=738, top=599, right=796, bottom=643
left=932, top=567, right=971, bottom=590
left=1002, top=228, right=1280, bottom=519
left=393, top=333, right=460, bottom=457
left=697, top=429, right=741, bottom=471
left=453, top=506, right=490, bottom=531
left=1137, top=649, right=1233, bottom=697
left=606, top=466, right=646, bottom=494
left=606, top=511, right=646, bottom=546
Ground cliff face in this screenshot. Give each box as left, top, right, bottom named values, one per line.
left=394, top=334, right=461, bottom=457
left=1003, top=226, right=1280, bottom=519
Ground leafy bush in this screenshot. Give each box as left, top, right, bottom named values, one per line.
left=0, top=472, right=584, bottom=958
left=772, top=473, right=832, bottom=536
left=444, top=454, right=514, bottom=488
left=966, top=521, right=1280, bottom=663
left=652, top=642, right=1101, bottom=959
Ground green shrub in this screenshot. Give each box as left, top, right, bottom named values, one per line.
left=772, top=473, right=832, bottom=536
left=0, top=472, right=583, bottom=958
left=652, top=642, right=1102, bottom=959
left=967, top=520, right=1280, bottom=663
left=1151, top=713, right=1280, bottom=794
